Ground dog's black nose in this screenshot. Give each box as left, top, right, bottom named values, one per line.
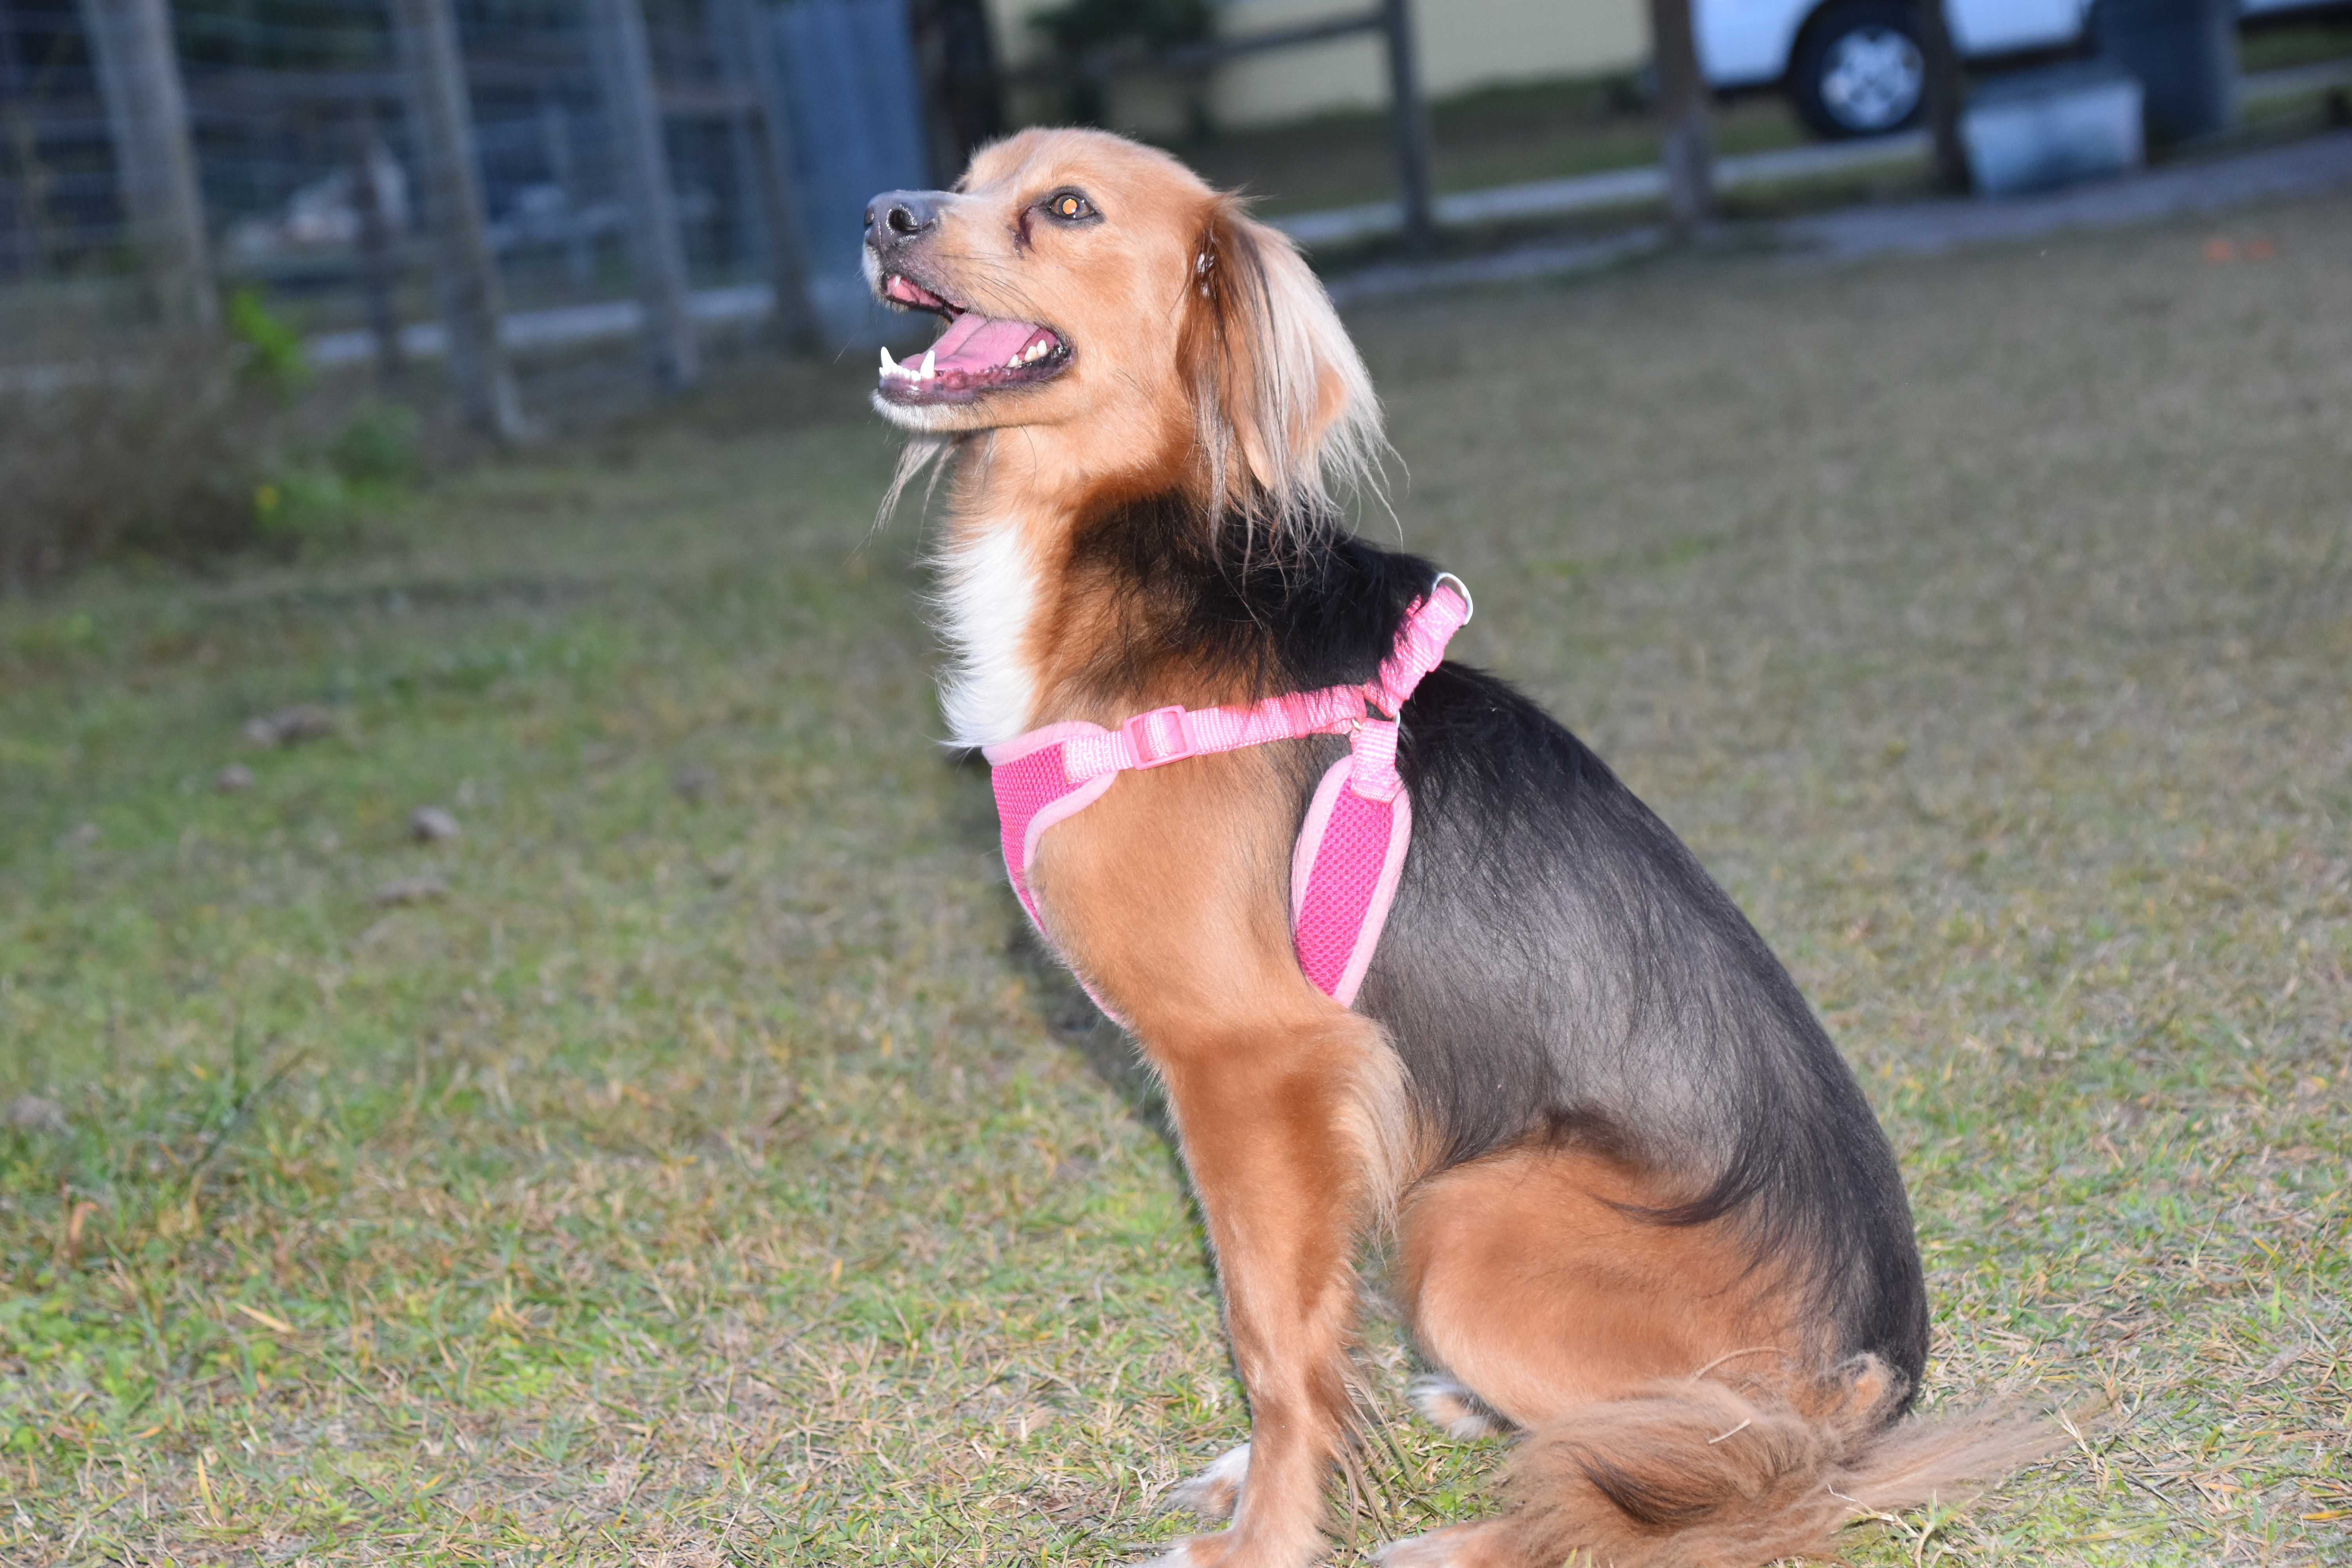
left=865, top=190, right=944, bottom=250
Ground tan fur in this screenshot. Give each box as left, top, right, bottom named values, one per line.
left=871, top=128, right=1381, bottom=543
left=1398, top=1148, right=1795, bottom=1430
left=1379, top=1371, right=2070, bottom=1568
left=866, top=127, right=2058, bottom=1568
left=1386, top=1151, right=2068, bottom=1565
left=1039, top=750, right=1390, bottom=1566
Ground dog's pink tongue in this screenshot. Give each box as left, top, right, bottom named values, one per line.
left=930, top=312, right=1045, bottom=374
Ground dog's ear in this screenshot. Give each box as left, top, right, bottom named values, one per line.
left=1182, top=196, right=1382, bottom=524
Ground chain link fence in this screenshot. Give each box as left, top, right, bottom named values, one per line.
left=0, top=0, right=1001, bottom=430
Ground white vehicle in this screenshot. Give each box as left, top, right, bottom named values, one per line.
left=1697, top=0, right=2314, bottom=136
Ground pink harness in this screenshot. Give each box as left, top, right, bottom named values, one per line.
left=982, top=576, right=1471, bottom=1014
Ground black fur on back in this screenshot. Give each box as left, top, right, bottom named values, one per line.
left=1062, top=495, right=1929, bottom=1390
left=1058, top=493, right=1432, bottom=707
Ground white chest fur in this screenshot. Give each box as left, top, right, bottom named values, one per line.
left=931, top=520, right=1041, bottom=749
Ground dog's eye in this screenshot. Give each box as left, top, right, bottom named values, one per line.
left=1043, top=191, right=1097, bottom=223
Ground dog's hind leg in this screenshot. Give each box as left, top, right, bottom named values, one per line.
left=1396, top=1145, right=1779, bottom=1430
left=1373, top=1147, right=1806, bottom=1568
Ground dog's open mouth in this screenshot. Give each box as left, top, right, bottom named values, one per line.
left=875, top=272, right=1070, bottom=405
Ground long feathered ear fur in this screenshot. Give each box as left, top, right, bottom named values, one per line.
left=1183, top=196, right=1384, bottom=534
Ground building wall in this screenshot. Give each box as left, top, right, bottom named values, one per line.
left=987, top=0, right=1650, bottom=133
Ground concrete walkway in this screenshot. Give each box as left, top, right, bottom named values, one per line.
left=1281, top=57, right=2352, bottom=251
left=1274, top=133, right=1932, bottom=249
left=303, top=283, right=774, bottom=372
left=1773, top=127, right=2352, bottom=261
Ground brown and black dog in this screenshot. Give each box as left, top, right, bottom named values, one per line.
left=860, top=127, right=2052, bottom=1568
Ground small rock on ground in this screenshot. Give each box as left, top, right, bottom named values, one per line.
left=375, top=875, right=449, bottom=906
left=215, top=763, right=255, bottom=792
left=6, top=1095, right=66, bottom=1132
left=243, top=704, right=339, bottom=747
left=410, top=806, right=461, bottom=842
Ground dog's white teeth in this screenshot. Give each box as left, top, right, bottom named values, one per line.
left=1022, top=341, right=1047, bottom=363
left=919, top=350, right=936, bottom=380
left=879, top=346, right=897, bottom=373
left=1005, top=352, right=1022, bottom=369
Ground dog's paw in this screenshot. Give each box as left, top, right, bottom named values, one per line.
left=1134, top=1533, right=1226, bottom=1567
left=1165, top=1442, right=1250, bottom=1521
left=1372, top=1524, right=1479, bottom=1567
left=1406, top=1376, right=1512, bottom=1441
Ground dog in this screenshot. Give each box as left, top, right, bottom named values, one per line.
left=860, top=127, right=2053, bottom=1568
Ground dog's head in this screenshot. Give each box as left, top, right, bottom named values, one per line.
left=864, top=127, right=1379, bottom=522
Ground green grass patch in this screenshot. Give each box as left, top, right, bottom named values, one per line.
left=3, top=196, right=2349, bottom=1564
left=1148, top=75, right=1819, bottom=219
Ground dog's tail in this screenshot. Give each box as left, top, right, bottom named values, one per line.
left=1492, top=1358, right=2069, bottom=1568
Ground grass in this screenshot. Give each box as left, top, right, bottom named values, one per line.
left=2241, top=16, right=2352, bottom=75
left=1151, top=76, right=1818, bottom=218
left=3, top=189, right=2349, bottom=1567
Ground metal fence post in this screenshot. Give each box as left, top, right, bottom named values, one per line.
left=586, top=0, right=700, bottom=388
left=390, top=0, right=524, bottom=441
left=1379, top=0, right=1435, bottom=253
left=76, top=0, right=216, bottom=330
left=713, top=0, right=817, bottom=351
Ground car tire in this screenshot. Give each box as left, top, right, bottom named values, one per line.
left=1789, top=2, right=1931, bottom=138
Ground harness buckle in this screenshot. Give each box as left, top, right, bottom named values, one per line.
left=1122, top=704, right=1193, bottom=768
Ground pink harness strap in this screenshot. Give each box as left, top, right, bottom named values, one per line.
left=982, top=577, right=1470, bottom=1012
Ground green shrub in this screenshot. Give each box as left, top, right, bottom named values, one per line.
left=227, top=287, right=310, bottom=402
left=247, top=403, right=422, bottom=550
left=325, top=402, right=421, bottom=488
left=250, top=465, right=354, bottom=544
left=0, top=342, right=422, bottom=590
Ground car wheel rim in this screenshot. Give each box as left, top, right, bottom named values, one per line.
left=1820, top=27, right=1925, bottom=131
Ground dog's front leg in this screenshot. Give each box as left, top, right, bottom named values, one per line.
left=1143, top=1011, right=1400, bottom=1568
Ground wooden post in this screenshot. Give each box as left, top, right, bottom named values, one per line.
left=0, top=21, right=28, bottom=281
left=1915, top=0, right=1970, bottom=191
left=389, top=0, right=523, bottom=440
left=713, top=0, right=817, bottom=351
left=77, top=0, right=215, bottom=329
left=586, top=0, right=699, bottom=388
left=1378, top=0, right=1435, bottom=253
left=1648, top=0, right=1713, bottom=237
left=353, top=117, right=406, bottom=383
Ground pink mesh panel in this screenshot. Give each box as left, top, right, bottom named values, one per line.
left=989, top=745, right=1073, bottom=924
left=984, top=723, right=1126, bottom=1024
left=1291, top=755, right=1413, bottom=1006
